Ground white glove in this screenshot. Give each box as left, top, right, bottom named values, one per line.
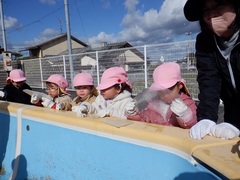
left=71, top=105, right=88, bottom=117
left=31, top=94, right=40, bottom=104
left=170, top=98, right=188, bottom=117
left=190, top=119, right=216, bottom=140
left=210, top=123, right=240, bottom=139
left=56, top=102, right=65, bottom=110
left=97, top=109, right=110, bottom=118
left=0, top=91, right=5, bottom=98
left=125, top=101, right=137, bottom=114
left=41, top=97, right=55, bottom=108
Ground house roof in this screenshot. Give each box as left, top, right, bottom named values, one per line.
left=25, top=33, right=88, bottom=50
left=57, top=41, right=144, bottom=69
left=58, top=41, right=133, bottom=55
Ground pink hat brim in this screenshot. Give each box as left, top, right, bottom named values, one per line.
left=149, top=79, right=190, bottom=96
left=6, top=77, right=26, bottom=84
left=149, top=80, right=177, bottom=91
left=97, top=80, right=116, bottom=90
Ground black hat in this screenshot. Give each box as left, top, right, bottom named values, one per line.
left=184, top=0, right=240, bottom=22
left=184, top=0, right=204, bottom=21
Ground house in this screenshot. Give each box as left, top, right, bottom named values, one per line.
left=25, top=33, right=88, bottom=58
left=58, top=41, right=145, bottom=72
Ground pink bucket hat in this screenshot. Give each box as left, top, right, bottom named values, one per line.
left=97, top=67, right=132, bottom=90
left=73, top=73, right=94, bottom=87
left=43, top=74, right=69, bottom=94
left=6, top=69, right=26, bottom=84
left=149, top=62, right=190, bottom=95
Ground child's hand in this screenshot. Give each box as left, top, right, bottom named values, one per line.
left=31, top=94, right=40, bottom=104
left=125, top=101, right=137, bottom=114
left=170, top=98, right=188, bottom=117
left=97, top=109, right=110, bottom=118
left=41, top=97, right=55, bottom=108
left=0, top=91, right=5, bottom=98
left=72, top=105, right=88, bottom=117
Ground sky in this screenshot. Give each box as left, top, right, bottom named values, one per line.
left=0, top=0, right=200, bottom=53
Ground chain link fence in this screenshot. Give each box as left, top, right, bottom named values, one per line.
left=21, top=40, right=198, bottom=99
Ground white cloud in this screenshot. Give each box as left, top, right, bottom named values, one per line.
left=39, top=0, right=56, bottom=5
left=41, top=28, right=58, bottom=37
left=88, top=32, right=115, bottom=45
left=4, top=16, right=20, bottom=29
left=88, top=0, right=199, bottom=46
left=0, top=16, right=21, bottom=50
left=0, top=16, right=21, bottom=30
left=23, top=28, right=58, bottom=47
left=101, top=0, right=111, bottom=9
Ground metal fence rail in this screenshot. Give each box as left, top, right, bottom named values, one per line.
left=21, top=40, right=198, bottom=99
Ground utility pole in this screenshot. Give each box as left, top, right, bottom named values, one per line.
left=0, top=0, right=7, bottom=51
left=64, top=0, right=74, bottom=88
left=185, top=32, right=191, bottom=70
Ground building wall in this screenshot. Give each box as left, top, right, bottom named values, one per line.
left=41, top=38, right=85, bottom=57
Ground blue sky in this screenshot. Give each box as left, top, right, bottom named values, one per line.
left=0, top=0, right=200, bottom=52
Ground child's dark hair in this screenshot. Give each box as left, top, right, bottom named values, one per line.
left=113, top=83, right=132, bottom=93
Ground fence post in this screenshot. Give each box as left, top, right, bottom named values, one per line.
left=96, top=51, right=100, bottom=86
left=144, top=45, right=148, bottom=88
left=39, top=58, right=44, bottom=89
left=62, top=55, right=70, bottom=88
left=63, top=55, right=67, bottom=78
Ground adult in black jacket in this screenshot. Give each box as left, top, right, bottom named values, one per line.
left=0, top=69, right=32, bottom=105
left=184, top=0, right=240, bottom=139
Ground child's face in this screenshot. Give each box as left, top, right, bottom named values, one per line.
left=12, top=80, right=25, bottom=89
left=158, top=82, right=183, bottom=104
left=75, top=85, right=92, bottom=99
left=46, top=83, right=60, bottom=98
left=100, top=85, right=120, bottom=100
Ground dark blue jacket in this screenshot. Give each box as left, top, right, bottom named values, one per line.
left=1, top=83, right=32, bottom=105
left=196, top=32, right=240, bottom=129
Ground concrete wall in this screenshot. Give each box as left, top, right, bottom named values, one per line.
left=0, top=101, right=239, bottom=179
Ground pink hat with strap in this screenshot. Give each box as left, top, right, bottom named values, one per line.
left=43, top=74, right=69, bottom=94
left=97, top=67, right=132, bottom=90
left=149, top=62, right=190, bottom=95
left=73, top=72, right=94, bottom=87
left=6, top=69, right=26, bottom=84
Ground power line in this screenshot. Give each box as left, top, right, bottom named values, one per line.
left=74, top=0, right=88, bottom=43
left=6, top=5, right=64, bottom=34
left=3, top=0, right=12, bottom=10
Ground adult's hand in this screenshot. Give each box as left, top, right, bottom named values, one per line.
left=210, top=122, right=240, bottom=139
left=190, top=119, right=216, bottom=140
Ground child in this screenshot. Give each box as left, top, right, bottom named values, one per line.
left=127, top=62, right=197, bottom=129
left=0, top=69, right=32, bottom=105
left=31, top=74, right=72, bottom=111
left=71, top=72, right=98, bottom=107
left=72, top=66, right=135, bottom=119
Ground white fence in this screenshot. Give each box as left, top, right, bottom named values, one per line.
left=21, top=40, right=198, bottom=99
